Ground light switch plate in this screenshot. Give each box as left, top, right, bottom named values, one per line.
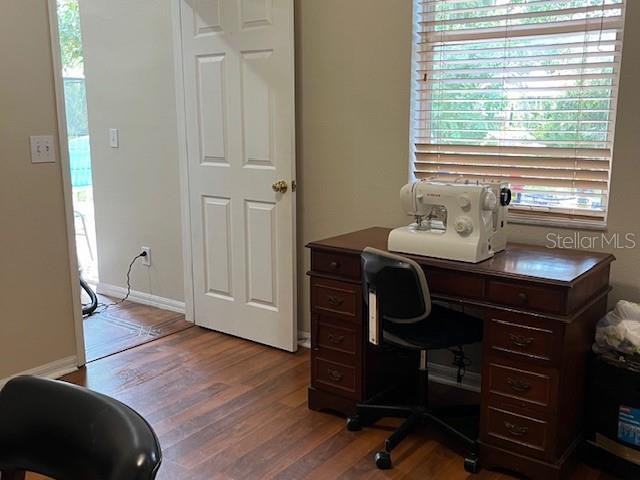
left=30, top=135, right=55, bottom=163
left=109, top=128, right=119, bottom=148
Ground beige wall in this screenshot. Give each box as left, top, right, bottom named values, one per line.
left=79, top=0, right=184, bottom=302
left=295, top=0, right=640, bottom=335
left=295, top=0, right=413, bottom=333
left=0, top=0, right=77, bottom=378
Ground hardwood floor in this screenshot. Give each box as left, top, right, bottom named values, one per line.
left=82, top=295, right=193, bottom=362
left=49, top=327, right=615, bottom=480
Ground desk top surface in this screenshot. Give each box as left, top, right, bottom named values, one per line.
left=307, top=227, right=615, bottom=286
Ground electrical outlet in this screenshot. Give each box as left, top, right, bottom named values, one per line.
left=141, top=246, right=151, bottom=266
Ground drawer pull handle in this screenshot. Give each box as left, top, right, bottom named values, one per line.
left=327, top=333, right=345, bottom=345
left=507, top=377, right=531, bottom=393
left=504, top=421, right=529, bottom=437
left=509, top=334, right=534, bottom=348
left=329, top=261, right=340, bottom=270
left=517, top=292, right=528, bottom=303
left=327, top=295, right=344, bottom=307
left=327, top=368, right=343, bottom=383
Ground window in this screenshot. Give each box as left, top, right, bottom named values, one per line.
left=413, top=0, right=625, bottom=226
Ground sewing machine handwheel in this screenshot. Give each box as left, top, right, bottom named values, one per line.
left=500, top=188, right=512, bottom=206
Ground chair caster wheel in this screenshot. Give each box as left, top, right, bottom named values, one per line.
left=375, top=451, right=392, bottom=470
left=464, top=454, right=479, bottom=474
left=346, top=415, right=362, bottom=431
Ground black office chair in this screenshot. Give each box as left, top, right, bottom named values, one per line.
left=0, top=376, right=162, bottom=480
left=346, top=247, right=483, bottom=472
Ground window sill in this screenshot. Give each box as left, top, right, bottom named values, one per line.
left=507, top=212, right=607, bottom=231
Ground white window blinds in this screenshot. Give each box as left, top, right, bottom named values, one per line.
left=414, top=0, right=625, bottom=222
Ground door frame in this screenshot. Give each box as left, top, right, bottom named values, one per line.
left=47, top=0, right=86, bottom=366
left=170, top=0, right=195, bottom=324
left=47, top=0, right=199, bottom=367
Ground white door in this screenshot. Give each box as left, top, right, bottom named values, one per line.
left=180, top=0, right=296, bottom=351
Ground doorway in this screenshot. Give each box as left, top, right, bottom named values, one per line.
left=54, top=0, right=192, bottom=362
left=53, top=0, right=298, bottom=360
left=57, top=0, right=98, bottom=284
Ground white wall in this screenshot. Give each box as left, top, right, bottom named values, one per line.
left=79, top=0, right=184, bottom=302
left=0, top=0, right=78, bottom=379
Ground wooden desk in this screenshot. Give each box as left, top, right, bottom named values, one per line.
left=306, top=227, right=614, bottom=480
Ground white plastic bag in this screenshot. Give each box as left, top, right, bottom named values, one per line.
left=594, top=300, right=640, bottom=356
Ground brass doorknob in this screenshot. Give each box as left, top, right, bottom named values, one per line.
left=272, top=180, right=288, bottom=193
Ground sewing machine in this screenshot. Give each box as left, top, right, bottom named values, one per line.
left=388, top=180, right=511, bottom=263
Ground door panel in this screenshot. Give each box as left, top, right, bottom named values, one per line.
left=241, top=50, right=274, bottom=168
left=181, top=0, right=296, bottom=351
left=193, top=0, right=223, bottom=35
left=240, top=0, right=273, bottom=28
left=202, top=196, right=233, bottom=299
left=196, top=55, right=227, bottom=165
left=245, top=200, right=277, bottom=309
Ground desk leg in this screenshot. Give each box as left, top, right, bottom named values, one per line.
left=479, top=429, right=581, bottom=480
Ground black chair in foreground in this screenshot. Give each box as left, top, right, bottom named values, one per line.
left=347, top=247, right=483, bottom=472
left=0, top=376, right=162, bottom=480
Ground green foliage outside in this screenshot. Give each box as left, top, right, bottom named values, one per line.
left=57, top=0, right=83, bottom=69
left=57, top=0, right=92, bottom=188
left=419, top=0, right=621, bottom=210
left=425, top=0, right=618, bottom=148
left=57, top=0, right=88, bottom=137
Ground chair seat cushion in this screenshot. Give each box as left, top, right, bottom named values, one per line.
left=383, top=304, right=483, bottom=350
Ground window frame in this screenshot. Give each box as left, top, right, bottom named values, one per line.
left=408, top=0, right=626, bottom=230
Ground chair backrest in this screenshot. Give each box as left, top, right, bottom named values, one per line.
left=362, top=247, right=431, bottom=325
left=0, top=376, right=162, bottom=480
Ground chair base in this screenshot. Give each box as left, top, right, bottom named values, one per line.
left=347, top=402, right=479, bottom=472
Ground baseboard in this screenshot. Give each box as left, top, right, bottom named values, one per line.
left=96, top=282, right=187, bottom=315
left=0, top=355, right=78, bottom=389
left=428, top=361, right=481, bottom=392
left=298, top=330, right=311, bottom=349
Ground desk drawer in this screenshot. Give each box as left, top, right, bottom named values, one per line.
left=312, top=250, right=360, bottom=280
left=487, top=362, right=556, bottom=412
left=486, top=280, right=565, bottom=314
left=316, top=318, right=358, bottom=356
left=312, top=356, right=359, bottom=399
left=425, top=268, right=484, bottom=300
left=486, top=313, right=560, bottom=365
left=311, top=278, right=360, bottom=320
left=485, top=406, right=551, bottom=460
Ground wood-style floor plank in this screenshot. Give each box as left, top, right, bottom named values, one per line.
left=42, top=326, right=614, bottom=479
left=82, top=294, right=193, bottom=362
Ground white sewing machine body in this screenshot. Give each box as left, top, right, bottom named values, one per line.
left=388, top=180, right=511, bottom=263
